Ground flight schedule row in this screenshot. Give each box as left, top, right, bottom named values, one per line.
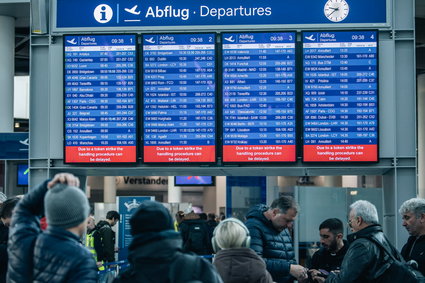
left=64, top=31, right=379, bottom=164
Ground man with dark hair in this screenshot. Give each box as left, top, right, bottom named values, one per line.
left=399, top=198, right=425, bottom=274
left=7, top=173, right=97, bottom=282
left=245, top=196, right=307, bottom=283
left=0, top=197, right=20, bottom=283
left=97, top=210, right=120, bottom=262
left=114, top=200, right=222, bottom=283
left=308, top=218, right=348, bottom=278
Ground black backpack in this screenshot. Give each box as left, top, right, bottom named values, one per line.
left=184, top=222, right=210, bottom=255
left=367, top=236, right=425, bottom=283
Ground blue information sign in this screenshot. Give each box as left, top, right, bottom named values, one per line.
left=142, top=34, right=216, bottom=163
left=117, top=196, right=154, bottom=261
left=55, top=0, right=387, bottom=29
left=302, top=31, right=378, bottom=162
left=222, top=32, right=296, bottom=162
left=64, top=35, right=137, bottom=163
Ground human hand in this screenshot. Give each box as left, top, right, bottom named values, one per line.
left=289, top=264, right=308, bottom=281
left=47, top=173, right=80, bottom=189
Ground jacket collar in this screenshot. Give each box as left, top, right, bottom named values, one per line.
left=45, top=226, right=81, bottom=242
left=348, top=224, right=382, bottom=243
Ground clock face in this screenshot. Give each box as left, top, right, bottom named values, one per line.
left=324, top=0, right=350, bottom=22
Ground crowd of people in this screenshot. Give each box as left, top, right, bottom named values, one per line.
left=0, top=172, right=424, bottom=282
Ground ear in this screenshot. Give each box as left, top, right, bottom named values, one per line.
left=336, top=233, right=343, bottom=240
left=272, top=208, right=280, bottom=217
left=420, top=213, right=425, bottom=223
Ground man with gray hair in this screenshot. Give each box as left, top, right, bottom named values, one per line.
left=322, top=200, right=400, bottom=283
left=245, top=196, right=307, bottom=283
left=7, top=173, right=97, bottom=282
left=399, top=198, right=425, bottom=274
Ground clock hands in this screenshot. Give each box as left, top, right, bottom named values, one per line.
left=327, top=7, right=339, bottom=17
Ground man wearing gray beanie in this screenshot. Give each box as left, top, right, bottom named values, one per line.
left=7, top=173, right=97, bottom=283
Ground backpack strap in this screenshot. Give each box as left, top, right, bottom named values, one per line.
left=367, top=236, right=403, bottom=263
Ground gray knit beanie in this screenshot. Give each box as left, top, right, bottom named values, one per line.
left=44, top=183, right=90, bottom=229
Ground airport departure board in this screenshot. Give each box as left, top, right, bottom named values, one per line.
left=302, top=31, right=378, bottom=162
left=143, top=34, right=216, bottom=163
left=222, top=32, right=296, bottom=162
left=64, top=35, right=137, bottom=163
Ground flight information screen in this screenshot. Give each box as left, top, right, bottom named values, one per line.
left=302, top=31, right=378, bottom=162
left=64, top=35, right=137, bottom=163
left=143, top=34, right=216, bottom=163
left=222, top=32, right=296, bottom=162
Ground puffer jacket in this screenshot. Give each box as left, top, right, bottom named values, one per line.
left=114, top=230, right=222, bottom=283
left=7, top=179, right=97, bottom=283
left=245, top=204, right=296, bottom=283
left=326, top=224, right=398, bottom=283
left=33, top=227, right=97, bottom=282
left=213, top=247, right=273, bottom=283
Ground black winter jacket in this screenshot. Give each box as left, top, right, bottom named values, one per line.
left=326, top=224, right=398, bottom=283
left=7, top=180, right=97, bottom=283
left=0, top=222, right=8, bottom=283
left=97, top=220, right=116, bottom=262
left=401, top=234, right=425, bottom=275
left=310, top=240, right=349, bottom=272
left=114, top=230, right=222, bottom=283
left=245, top=204, right=296, bottom=283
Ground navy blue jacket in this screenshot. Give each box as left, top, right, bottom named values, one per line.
left=7, top=180, right=97, bottom=283
left=245, top=204, right=296, bottom=283
left=114, top=230, right=222, bottom=283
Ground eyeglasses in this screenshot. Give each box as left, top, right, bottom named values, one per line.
left=348, top=216, right=357, bottom=228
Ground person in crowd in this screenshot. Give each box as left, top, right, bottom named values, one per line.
left=114, top=200, right=223, bottom=283
left=212, top=217, right=273, bottom=283
left=199, top=212, right=208, bottom=221
left=86, top=215, right=104, bottom=270
left=399, top=198, right=425, bottom=274
left=245, top=196, right=308, bottom=283
left=97, top=210, right=120, bottom=263
left=308, top=218, right=348, bottom=280
left=320, top=200, right=399, bottom=283
left=207, top=212, right=218, bottom=238
left=7, top=173, right=97, bottom=282
left=174, top=211, right=185, bottom=232
left=179, top=211, right=213, bottom=255
left=0, top=197, right=20, bottom=283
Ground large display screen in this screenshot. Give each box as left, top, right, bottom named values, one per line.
left=175, top=176, right=215, bottom=186
left=143, top=34, right=216, bottom=163
left=17, top=164, right=29, bottom=186
left=302, top=31, right=378, bottom=162
left=222, top=32, right=296, bottom=162
left=64, top=35, right=137, bottom=163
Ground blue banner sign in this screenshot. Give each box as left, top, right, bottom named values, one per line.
left=117, top=196, right=154, bottom=261
left=55, top=0, right=387, bottom=29
left=0, top=133, right=29, bottom=160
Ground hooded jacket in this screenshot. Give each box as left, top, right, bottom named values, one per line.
left=97, top=220, right=115, bottom=262
left=326, top=224, right=398, bottom=283
left=213, top=247, right=273, bottom=283
left=245, top=204, right=296, bottom=283
left=114, top=230, right=223, bottom=283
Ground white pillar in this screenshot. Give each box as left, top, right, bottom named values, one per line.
left=418, top=74, right=425, bottom=198
left=266, top=176, right=279, bottom=206
left=216, top=176, right=226, bottom=215
left=103, top=176, right=116, bottom=203
left=168, top=176, right=182, bottom=203
left=0, top=16, right=15, bottom=132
